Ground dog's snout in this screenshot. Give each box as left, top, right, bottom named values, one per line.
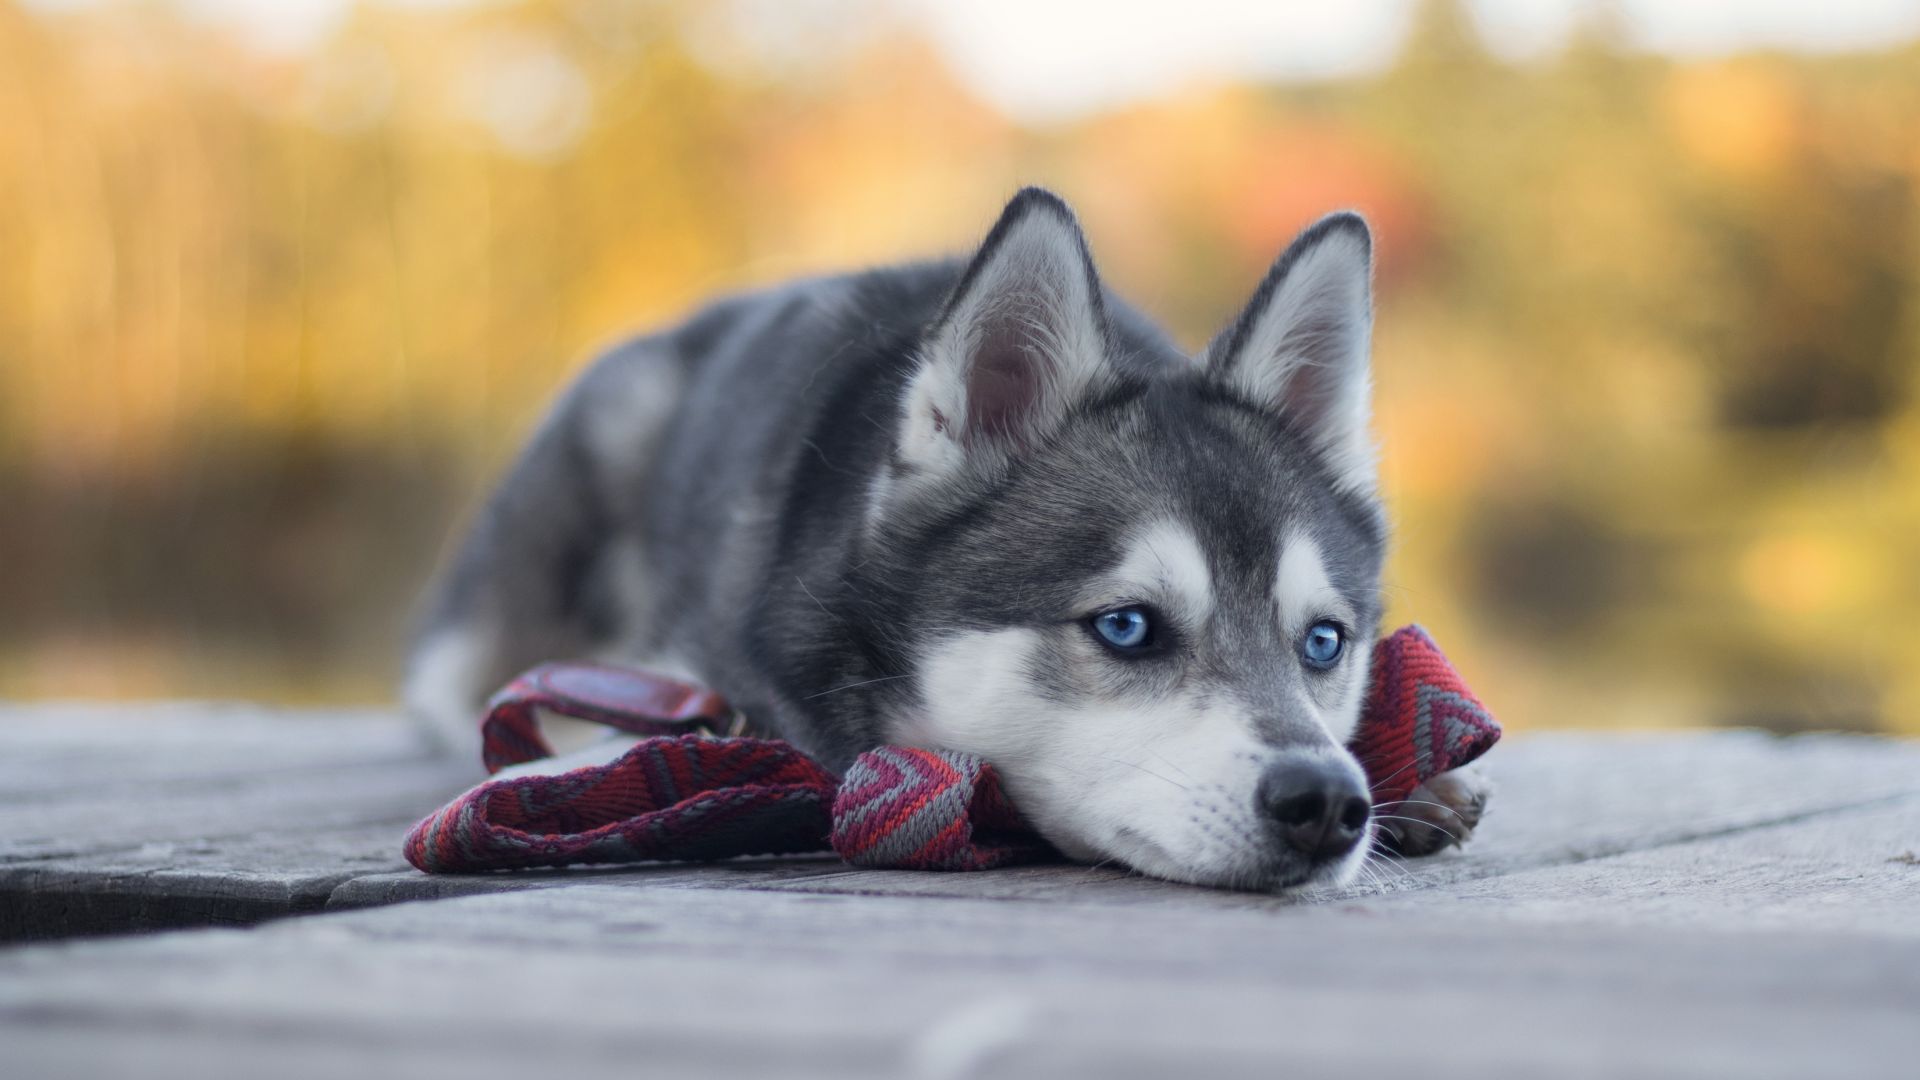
left=1257, top=761, right=1371, bottom=861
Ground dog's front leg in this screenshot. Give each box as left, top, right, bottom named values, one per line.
left=1374, top=763, right=1492, bottom=857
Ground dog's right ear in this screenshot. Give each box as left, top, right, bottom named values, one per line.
left=894, top=188, right=1112, bottom=488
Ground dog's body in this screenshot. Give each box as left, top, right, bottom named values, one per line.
left=407, top=190, right=1487, bottom=891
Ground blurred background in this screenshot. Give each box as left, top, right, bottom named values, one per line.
left=2, top=0, right=1916, bottom=735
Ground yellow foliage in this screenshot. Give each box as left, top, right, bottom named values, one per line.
left=1664, top=62, right=1798, bottom=177
left=0, top=0, right=1916, bottom=735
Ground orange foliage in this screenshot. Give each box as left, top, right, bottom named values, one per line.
left=0, top=0, right=1916, bottom=735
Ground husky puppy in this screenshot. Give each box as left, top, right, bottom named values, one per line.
left=406, top=188, right=1487, bottom=890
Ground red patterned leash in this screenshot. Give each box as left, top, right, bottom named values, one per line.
left=404, top=625, right=1498, bottom=874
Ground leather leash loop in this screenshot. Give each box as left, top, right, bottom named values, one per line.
left=479, top=661, right=734, bottom=774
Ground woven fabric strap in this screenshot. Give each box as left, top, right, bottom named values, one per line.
left=404, top=624, right=1497, bottom=874
left=1348, top=625, right=1503, bottom=806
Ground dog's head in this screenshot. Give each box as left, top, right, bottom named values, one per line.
left=873, top=188, right=1385, bottom=891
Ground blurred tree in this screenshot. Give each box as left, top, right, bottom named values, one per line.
left=0, top=0, right=1914, bottom=733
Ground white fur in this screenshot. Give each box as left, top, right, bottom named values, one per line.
left=1273, top=531, right=1372, bottom=745
left=403, top=625, right=496, bottom=757
left=1214, top=222, right=1377, bottom=494
left=1090, top=520, right=1214, bottom=627
left=894, top=626, right=1367, bottom=890
left=402, top=623, right=602, bottom=758
left=1274, top=531, right=1335, bottom=636
left=895, top=360, right=970, bottom=484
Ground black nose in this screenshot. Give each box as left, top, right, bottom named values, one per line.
left=1257, top=760, right=1371, bottom=862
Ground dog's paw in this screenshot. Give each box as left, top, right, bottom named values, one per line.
left=1374, top=763, right=1491, bottom=857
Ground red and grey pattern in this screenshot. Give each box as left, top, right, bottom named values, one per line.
left=1347, top=625, right=1501, bottom=807
left=404, top=624, right=1498, bottom=875
left=405, top=735, right=838, bottom=873
left=829, top=746, right=1048, bottom=870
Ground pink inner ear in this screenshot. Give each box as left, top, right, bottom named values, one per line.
left=964, top=320, right=1047, bottom=447
left=1269, top=314, right=1351, bottom=414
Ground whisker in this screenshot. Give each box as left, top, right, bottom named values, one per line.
left=793, top=576, right=840, bottom=623
left=1103, top=757, right=1191, bottom=792
left=803, top=673, right=913, bottom=700
left=1366, top=842, right=1413, bottom=866
left=1370, top=814, right=1463, bottom=844
left=1381, top=798, right=1469, bottom=818
left=1357, top=758, right=1420, bottom=789
left=1146, top=749, right=1200, bottom=784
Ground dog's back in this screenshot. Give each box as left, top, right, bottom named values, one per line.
left=405, top=264, right=942, bottom=755
left=405, top=254, right=1194, bottom=759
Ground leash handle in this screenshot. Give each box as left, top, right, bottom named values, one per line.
left=478, top=661, right=736, bottom=774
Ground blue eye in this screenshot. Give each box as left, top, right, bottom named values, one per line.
left=1302, top=621, right=1344, bottom=668
left=1091, top=606, right=1153, bottom=651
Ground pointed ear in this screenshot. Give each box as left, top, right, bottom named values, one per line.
left=897, top=188, right=1112, bottom=481
left=1206, top=212, right=1377, bottom=493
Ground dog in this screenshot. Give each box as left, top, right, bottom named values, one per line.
left=405, top=188, right=1489, bottom=891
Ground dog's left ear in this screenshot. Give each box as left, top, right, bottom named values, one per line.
left=1206, top=212, right=1376, bottom=493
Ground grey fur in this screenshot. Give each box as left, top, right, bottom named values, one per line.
left=407, top=188, right=1403, bottom=887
